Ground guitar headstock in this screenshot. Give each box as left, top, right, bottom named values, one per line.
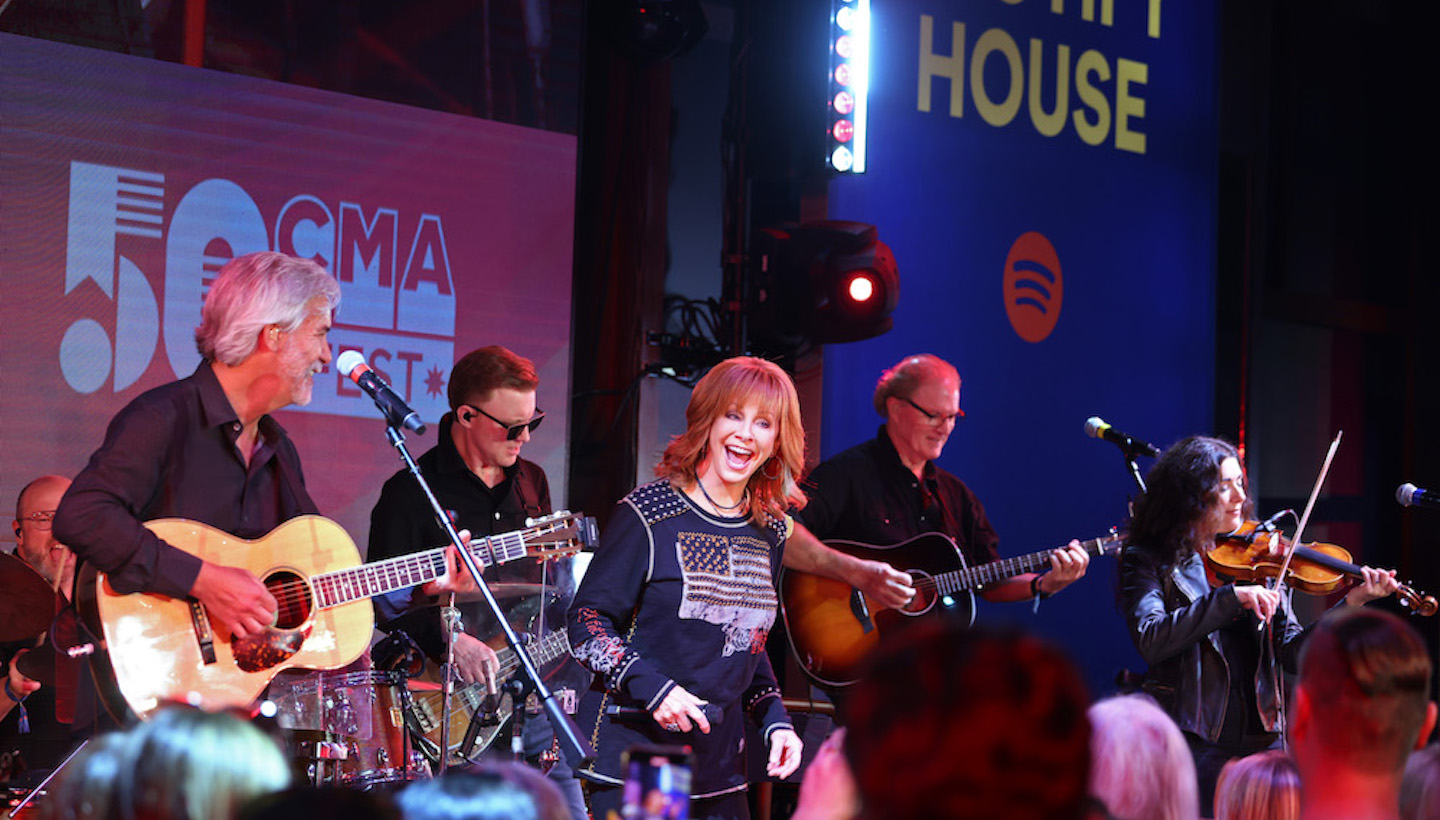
left=521, top=510, right=600, bottom=561
left=1092, top=528, right=1126, bottom=557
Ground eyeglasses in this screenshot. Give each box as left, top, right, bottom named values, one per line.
left=463, top=404, right=545, bottom=440
left=19, top=510, right=57, bottom=530
left=900, top=396, right=963, bottom=426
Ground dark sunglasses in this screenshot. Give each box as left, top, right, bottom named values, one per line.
left=463, top=403, right=545, bottom=440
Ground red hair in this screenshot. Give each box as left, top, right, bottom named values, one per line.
left=655, top=357, right=807, bottom=520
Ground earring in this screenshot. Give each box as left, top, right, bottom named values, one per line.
left=761, top=458, right=782, bottom=480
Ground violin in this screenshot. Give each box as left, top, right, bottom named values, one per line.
left=1203, top=519, right=1438, bottom=616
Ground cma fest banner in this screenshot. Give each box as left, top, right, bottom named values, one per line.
left=823, top=1, right=1218, bottom=692
left=0, top=33, right=576, bottom=547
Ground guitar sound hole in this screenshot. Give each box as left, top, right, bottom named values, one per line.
left=266, top=571, right=313, bottom=630
left=903, top=572, right=936, bottom=615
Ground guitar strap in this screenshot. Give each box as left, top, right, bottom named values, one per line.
left=923, top=469, right=963, bottom=549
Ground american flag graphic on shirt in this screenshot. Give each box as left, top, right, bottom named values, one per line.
left=675, top=530, right=777, bottom=656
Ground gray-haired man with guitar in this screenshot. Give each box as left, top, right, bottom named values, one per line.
left=54, top=251, right=340, bottom=728
left=781, top=354, right=1096, bottom=690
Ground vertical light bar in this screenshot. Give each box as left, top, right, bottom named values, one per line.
left=850, top=0, right=870, bottom=173
left=828, top=0, right=870, bottom=174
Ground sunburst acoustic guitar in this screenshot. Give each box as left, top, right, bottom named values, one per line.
left=779, top=531, right=1121, bottom=688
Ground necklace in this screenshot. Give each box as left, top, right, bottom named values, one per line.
left=696, top=479, right=748, bottom=513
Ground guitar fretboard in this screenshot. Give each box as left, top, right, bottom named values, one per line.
left=456, top=629, right=572, bottom=710
left=311, top=529, right=538, bottom=609
left=936, top=535, right=1118, bottom=596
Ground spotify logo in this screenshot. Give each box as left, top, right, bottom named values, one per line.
left=1002, top=231, right=1062, bottom=343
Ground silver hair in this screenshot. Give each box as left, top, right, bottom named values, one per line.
left=872, top=353, right=960, bottom=417
left=194, top=251, right=341, bottom=365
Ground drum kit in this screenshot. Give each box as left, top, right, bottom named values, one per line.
left=269, top=582, right=577, bottom=791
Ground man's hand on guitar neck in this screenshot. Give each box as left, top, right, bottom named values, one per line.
left=191, top=561, right=277, bottom=639
left=784, top=523, right=916, bottom=610
left=422, top=529, right=481, bottom=598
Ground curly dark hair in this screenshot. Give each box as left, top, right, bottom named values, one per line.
left=1125, top=435, right=1252, bottom=567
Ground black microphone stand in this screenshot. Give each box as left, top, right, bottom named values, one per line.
left=1120, top=447, right=1148, bottom=496
left=378, top=420, right=594, bottom=774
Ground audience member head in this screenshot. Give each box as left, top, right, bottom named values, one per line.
left=193, top=251, right=340, bottom=366
left=1086, top=694, right=1198, bottom=820
left=43, top=706, right=289, bottom=820
left=1213, top=750, right=1299, bottom=820
left=238, top=786, right=401, bottom=820
left=845, top=621, right=1091, bottom=820
left=655, top=356, right=807, bottom=519
left=40, top=730, right=133, bottom=820
left=396, top=762, right=568, bottom=820
left=1294, top=608, right=1435, bottom=775
left=1401, top=743, right=1440, bottom=820
left=13, top=474, right=75, bottom=594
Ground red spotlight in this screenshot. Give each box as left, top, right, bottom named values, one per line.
left=846, top=273, right=875, bottom=303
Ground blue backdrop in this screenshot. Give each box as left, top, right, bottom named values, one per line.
left=822, top=0, right=1220, bottom=696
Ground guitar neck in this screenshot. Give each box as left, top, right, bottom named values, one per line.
left=495, top=629, right=571, bottom=678
left=941, top=535, right=1115, bottom=594
left=310, top=530, right=534, bottom=609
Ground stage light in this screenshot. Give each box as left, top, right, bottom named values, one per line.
left=827, top=0, right=869, bottom=173
left=847, top=273, right=875, bottom=303
left=749, top=220, right=899, bottom=350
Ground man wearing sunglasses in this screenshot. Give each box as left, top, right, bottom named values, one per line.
left=788, top=354, right=1089, bottom=629
left=368, top=345, right=587, bottom=820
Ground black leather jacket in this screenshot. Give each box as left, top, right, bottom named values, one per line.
left=1119, top=546, right=1304, bottom=741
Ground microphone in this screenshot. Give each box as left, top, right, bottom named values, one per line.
left=606, top=702, right=724, bottom=727
left=336, top=350, right=426, bottom=434
left=1085, top=417, right=1161, bottom=458
left=1397, top=483, right=1440, bottom=510
left=1255, top=508, right=1293, bottom=533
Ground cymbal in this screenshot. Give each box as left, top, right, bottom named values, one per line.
left=450, top=583, right=557, bottom=603
left=0, top=552, right=61, bottom=642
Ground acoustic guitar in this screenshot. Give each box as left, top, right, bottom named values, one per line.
left=779, top=531, right=1121, bottom=687
left=80, top=512, right=596, bottom=721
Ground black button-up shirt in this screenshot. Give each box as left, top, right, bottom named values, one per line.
left=796, top=425, right=1001, bottom=568
left=54, top=361, right=318, bottom=599
left=367, top=412, right=554, bottom=658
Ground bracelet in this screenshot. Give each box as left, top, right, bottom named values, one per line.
left=2, top=677, right=22, bottom=703
left=1031, top=575, right=1053, bottom=601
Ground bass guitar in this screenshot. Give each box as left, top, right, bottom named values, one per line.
left=81, top=512, right=596, bottom=721
left=779, top=531, right=1121, bottom=687
left=405, top=626, right=576, bottom=765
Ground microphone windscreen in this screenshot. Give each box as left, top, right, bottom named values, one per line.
left=336, top=349, right=366, bottom=377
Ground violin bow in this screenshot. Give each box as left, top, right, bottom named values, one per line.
left=1268, top=430, right=1342, bottom=748
left=1274, top=430, right=1344, bottom=597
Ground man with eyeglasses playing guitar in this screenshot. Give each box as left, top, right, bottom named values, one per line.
left=781, top=354, right=1093, bottom=695
left=367, top=345, right=588, bottom=820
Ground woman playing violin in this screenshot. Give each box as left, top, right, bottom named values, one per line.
left=1119, top=435, right=1400, bottom=815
